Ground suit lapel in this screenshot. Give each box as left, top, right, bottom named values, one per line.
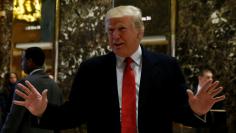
left=106, top=52, right=119, bottom=100
left=107, top=53, right=122, bottom=131
left=139, top=48, right=163, bottom=95
left=138, top=49, right=164, bottom=130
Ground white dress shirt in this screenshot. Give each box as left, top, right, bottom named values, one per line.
left=116, top=45, right=142, bottom=126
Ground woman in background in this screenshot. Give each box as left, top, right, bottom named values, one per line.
left=0, top=72, right=18, bottom=129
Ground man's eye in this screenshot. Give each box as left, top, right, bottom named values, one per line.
left=119, top=27, right=126, bottom=31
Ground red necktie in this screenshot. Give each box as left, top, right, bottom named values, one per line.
left=122, top=57, right=137, bottom=133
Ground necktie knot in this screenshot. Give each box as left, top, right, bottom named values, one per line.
left=124, top=57, right=133, bottom=66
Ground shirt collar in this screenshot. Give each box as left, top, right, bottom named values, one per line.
left=29, top=68, right=43, bottom=76
left=116, top=45, right=142, bottom=67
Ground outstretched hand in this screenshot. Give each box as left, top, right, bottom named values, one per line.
left=187, top=80, right=225, bottom=116
left=13, top=80, right=48, bottom=117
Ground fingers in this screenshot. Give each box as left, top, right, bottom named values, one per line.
left=206, top=81, right=220, bottom=93
left=17, top=83, right=31, bottom=95
left=199, top=80, right=221, bottom=96
left=15, top=89, right=29, bottom=100
left=42, top=89, right=48, bottom=102
left=213, top=95, right=226, bottom=103
left=208, top=87, right=223, bottom=97
left=17, top=80, right=41, bottom=96
left=13, top=100, right=26, bottom=107
left=25, top=80, right=40, bottom=95
left=197, top=79, right=212, bottom=94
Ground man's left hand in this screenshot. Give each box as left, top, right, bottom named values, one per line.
left=187, top=80, right=225, bottom=116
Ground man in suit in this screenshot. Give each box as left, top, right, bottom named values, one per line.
left=1, top=47, right=63, bottom=133
left=13, top=6, right=225, bottom=133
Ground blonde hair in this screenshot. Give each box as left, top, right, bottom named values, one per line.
left=105, top=5, right=144, bottom=32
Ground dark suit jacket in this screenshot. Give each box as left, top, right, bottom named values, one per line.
left=39, top=48, right=204, bottom=133
left=1, top=70, right=63, bottom=133
left=0, top=83, right=16, bottom=129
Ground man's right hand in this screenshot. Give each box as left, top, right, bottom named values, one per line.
left=13, top=80, right=48, bottom=117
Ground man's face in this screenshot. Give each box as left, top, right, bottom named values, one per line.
left=106, top=16, right=143, bottom=57
left=198, top=71, right=213, bottom=87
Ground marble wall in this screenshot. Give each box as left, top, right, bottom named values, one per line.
left=57, top=0, right=112, bottom=99
left=0, top=0, right=13, bottom=88
left=58, top=1, right=112, bottom=132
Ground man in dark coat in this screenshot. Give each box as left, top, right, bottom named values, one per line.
left=1, top=47, right=63, bottom=133
left=13, top=6, right=225, bottom=133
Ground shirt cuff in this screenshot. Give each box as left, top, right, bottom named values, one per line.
left=194, top=114, right=207, bottom=123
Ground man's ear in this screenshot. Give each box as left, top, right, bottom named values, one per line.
left=137, top=30, right=144, bottom=40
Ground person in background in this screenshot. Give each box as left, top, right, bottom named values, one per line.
left=0, top=72, right=18, bottom=129
left=13, top=6, right=225, bottom=133
left=194, top=68, right=214, bottom=95
left=1, top=47, right=63, bottom=133
left=194, top=68, right=224, bottom=110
